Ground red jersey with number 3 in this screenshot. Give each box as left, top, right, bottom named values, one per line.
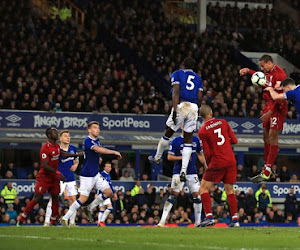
left=198, top=118, right=237, bottom=167
left=37, top=141, right=60, bottom=181
left=249, top=65, right=287, bottom=113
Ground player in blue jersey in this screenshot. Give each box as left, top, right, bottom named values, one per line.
left=157, top=130, right=207, bottom=227
left=91, top=162, right=117, bottom=227
left=61, top=121, right=122, bottom=226
left=266, top=78, right=300, bottom=119
left=149, top=57, right=203, bottom=183
left=44, top=130, right=79, bottom=226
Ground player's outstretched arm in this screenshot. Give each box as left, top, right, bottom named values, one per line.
left=61, top=151, right=84, bottom=158
left=93, top=146, right=122, bottom=159
left=239, top=68, right=255, bottom=76
left=265, top=87, right=285, bottom=100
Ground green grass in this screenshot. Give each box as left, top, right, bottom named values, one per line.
left=0, top=226, right=300, bottom=250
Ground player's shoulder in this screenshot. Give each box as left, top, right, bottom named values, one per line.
left=69, top=144, right=77, bottom=151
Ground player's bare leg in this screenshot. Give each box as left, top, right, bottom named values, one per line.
left=87, top=188, right=113, bottom=222
left=149, top=126, right=175, bottom=165
left=17, top=193, right=43, bottom=226
left=251, top=128, right=278, bottom=183
left=50, top=194, right=59, bottom=225
left=180, top=131, right=193, bottom=182
left=199, top=180, right=215, bottom=227
left=224, top=184, right=239, bottom=227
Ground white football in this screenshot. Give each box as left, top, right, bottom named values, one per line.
left=251, top=72, right=266, bottom=86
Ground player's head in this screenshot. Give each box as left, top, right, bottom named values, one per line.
left=281, top=77, right=296, bottom=92
left=199, top=105, right=213, bottom=120
left=182, top=57, right=195, bottom=69
left=259, top=54, right=274, bottom=72
left=46, top=127, right=58, bottom=141
left=59, top=130, right=70, bottom=144
left=87, top=121, right=100, bottom=137
left=103, top=161, right=112, bottom=173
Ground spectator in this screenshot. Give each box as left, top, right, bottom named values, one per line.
left=0, top=182, right=17, bottom=204
left=154, top=188, right=167, bottom=210
left=257, top=186, right=272, bottom=213
left=115, top=191, right=126, bottom=214
left=5, top=171, right=16, bottom=179
left=289, top=174, right=299, bottom=183
left=12, top=197, right=22, bottom=214
left=119, top=171, right=134, bottom=181
left=121, top=162, right=136, bottom=180
left=130, top=180, right=144, bottom=197
left=3, top=163, right=17, bottom=178
left=238, top=208, right=248, bottom=224
left=247, top=165, right=259, bottom=179
left=284, top=187, right=297, bottom=220
left=274, top=209, right=285, bottom=223
left=270, top=164, right=280, bottom=182
left=179, top=212, right=192, bottom=224
left=144, top=184, right=156, bottom=208
left=110, top=160, right=121, bottom=180
left=236, top=164, right=245, bottom=181
left=279, top=166, right=290, bottom=182
left=5, top=203, right=17, bottom=224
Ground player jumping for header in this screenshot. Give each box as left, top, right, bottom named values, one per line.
left=149, top=57, right=203, bottom=182
left=240, top=55, right=287, bottom=182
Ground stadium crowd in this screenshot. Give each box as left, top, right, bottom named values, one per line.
left=0, top=0, right=299, bottom=119
left=0, top=180, right=298, bottom=225
left=207, top=2, right=300, bottom=68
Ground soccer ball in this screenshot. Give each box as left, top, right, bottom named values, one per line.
left=251, top=72, right=266, bottom=86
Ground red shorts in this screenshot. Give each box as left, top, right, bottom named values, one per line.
left=35, top=174, right=60, bottom=195
left=263, top=103, right=287, bottom=130
left=203, top=164, right=236, bottom=184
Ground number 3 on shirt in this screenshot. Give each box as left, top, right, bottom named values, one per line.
left=214, top=128, right=225, bottom=146
left=186, top=75, right=195, bottom=90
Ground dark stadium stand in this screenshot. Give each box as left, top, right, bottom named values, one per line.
left=0, top=0, right=300, bottom=227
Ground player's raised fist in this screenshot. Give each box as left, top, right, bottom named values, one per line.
left=239, top=68, right=249, bottom=76
left=115, top=151, right=122, bottom=159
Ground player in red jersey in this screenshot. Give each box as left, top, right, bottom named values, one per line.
left=240, top=55, right=287, bottom=182
left=197, top=105, right=239, bottom=227
left=17, top=127, right=83, bottom=226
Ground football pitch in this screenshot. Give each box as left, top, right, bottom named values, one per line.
left=0, top=226, right=300, bottom=250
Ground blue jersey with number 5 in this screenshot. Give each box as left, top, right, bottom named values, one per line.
left=171, top=69, right=203, bottom=104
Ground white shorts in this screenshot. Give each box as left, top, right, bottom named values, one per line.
left=78, top=173, right=110, bottom=196
left=99, top=198, right=112, bottom=207
left=171, top=174, right=200, bottom=193
left=59, top=181, right=78, bottom=197
left=166, top=102, right=198, bottom=133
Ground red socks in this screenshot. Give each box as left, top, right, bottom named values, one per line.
left=264, top=142, right=270, bottom=163
left=266, top=145, right=278, bottom=167
left=19, top=199, right=38, bottom=222
left=227, top=193, right=238, bottom=220
left=51, top=200, right=59, bottom=225
left=201, top=193, right=212, bottom=217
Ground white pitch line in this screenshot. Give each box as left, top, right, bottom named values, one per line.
left=0, top=235, right=299, bottom=250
